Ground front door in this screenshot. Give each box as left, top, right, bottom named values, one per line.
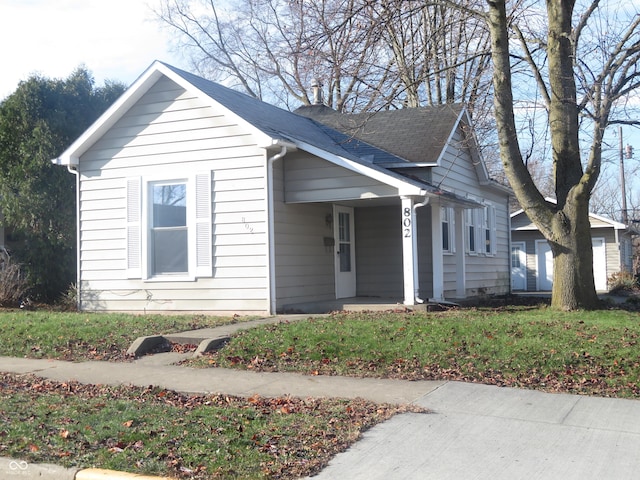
left=511, top=242, right=526, bottom=290
left=334, top=205, right=356, bottom=298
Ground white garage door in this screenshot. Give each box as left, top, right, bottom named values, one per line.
left=536, top=238, right=607, bottom=291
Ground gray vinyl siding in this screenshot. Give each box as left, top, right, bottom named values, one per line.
left=355, top=204, right=435, bottom=300
left=272, top=159, right=335, bottom=308
left=284, top=154, right=398, bottom=203
left=460, top=192, right=511, bottom=297
left=77, top=76, right=269, bottom=312
left=416, top=207, right=435, bottom=298
left=597, top=228, right=620, bottom=280
left=431, top=130, right=481, bottom=189
left=511, top=227, right=622, bottom=292
left=432, top=131, right=511, bottom=298
left=355, top=205, right=404, bottom=299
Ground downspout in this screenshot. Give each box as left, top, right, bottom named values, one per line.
left=507, top=196, right=513, bottom=295
left=66, top=163, right=81, bottom=311
left=266, top=145, right=289, bottom=315
left=412, top=197, right=430, bottom=303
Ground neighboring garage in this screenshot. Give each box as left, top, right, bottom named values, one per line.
left=510, top=208, right=635, bottom=293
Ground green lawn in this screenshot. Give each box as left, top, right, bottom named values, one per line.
left=0, top=310, right=248, bottom=360
left=2, top=306, right=640, bottom=478
left=0, top=373, right=417, bottom=479
left=193, top=307, right=640, bottom=398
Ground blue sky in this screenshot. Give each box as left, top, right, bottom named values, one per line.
left=0, top=0, right=187, bottom=99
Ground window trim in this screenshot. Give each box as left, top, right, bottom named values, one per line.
left=483, top=204, right=496, bottom=256
left=441, top=206, right=455, bottom=254
left=126, top=172, right=212, bottom=282
left=149, top=180, right=189, bottom=277
left=465, top=202, right=496, bottom=257
left=465, top=208, right=478, bottom=255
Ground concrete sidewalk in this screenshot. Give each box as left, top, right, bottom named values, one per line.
left=310, top=382, right=640, bottom=479
left=3, top=315, right=640, bottom=479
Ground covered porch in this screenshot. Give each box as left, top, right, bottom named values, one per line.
left=270, top=148, right=481, bottom=314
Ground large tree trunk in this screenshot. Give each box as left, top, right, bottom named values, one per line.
left=486, top=0, right=600, bottom=310
left=549, top=198, right=599, bottom=310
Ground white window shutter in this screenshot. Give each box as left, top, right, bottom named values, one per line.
left=126, top=177, right=142, bottom=278
left=195, top=172, right=212, bottom=277
left=489, top=205, right=497, bottom=255
left=449, top=207, right=456, bottom=253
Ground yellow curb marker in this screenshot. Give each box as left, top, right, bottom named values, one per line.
left=75, top=468, right=172, bottom=479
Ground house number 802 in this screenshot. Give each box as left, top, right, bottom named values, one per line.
left=403, top=207, right=412, bottom=237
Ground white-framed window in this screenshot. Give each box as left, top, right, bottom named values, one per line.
left=465, top=208, right=478, bottom=254
left=150, top=181, right=188, bottom=275
left=441, top=206, right=455, bottom=253
left=125, top=172, right=212, bottom=281
left=465, top=203, right=496, bottom=256
left=483, top=204, right=496, bottom=256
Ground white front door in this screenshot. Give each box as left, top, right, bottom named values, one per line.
left=536, top=240, right=554, bottom=291
left=511, top=242, right=527, bottom=290
left=334, top=205, right=356, bottom=298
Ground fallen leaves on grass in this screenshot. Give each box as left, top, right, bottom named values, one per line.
left=195, top=313, right=640, bottom=399
left=0, top=373, right=426, bottom=479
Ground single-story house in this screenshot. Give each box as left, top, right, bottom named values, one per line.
left=52, top=61, right=512, bottom=314
left=511, top=208, right=635, bottom=292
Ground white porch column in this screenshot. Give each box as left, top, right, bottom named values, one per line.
left=455, top=207, right=466, bottom=298
left=430, top=200, right=444, bottom=301
left=401, top=196, right=416, bottom=305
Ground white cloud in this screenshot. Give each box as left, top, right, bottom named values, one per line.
left=0, top=0, right=187, bottom=99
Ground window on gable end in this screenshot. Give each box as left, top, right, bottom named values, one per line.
left=151, top=181, right=188, bottom=275
left=125, top=172, right=212, bottom=281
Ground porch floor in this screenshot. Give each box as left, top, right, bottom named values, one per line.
left=279, top=297, right=454, bottom=314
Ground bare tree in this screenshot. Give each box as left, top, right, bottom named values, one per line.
left=156, top=0, right=390, bottom=111
left=156, top=0, right=495, bottom=112
left=156, top=0, right=499, bottom=169
left=486, top=0, right=640, bottom=310
left=371, top=0, right=493, bottom=113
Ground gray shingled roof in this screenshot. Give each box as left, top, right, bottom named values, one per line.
left=163, top=63, right=404, bottom=165
left=163, top=63, right=478, bottom=206
left=295, top=104, right=465, bottom=165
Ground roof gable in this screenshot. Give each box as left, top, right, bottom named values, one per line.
left=511, top=208, right=628, bottom=231
left=295, top=104, right=465, bottom=166
left=52, top=61, right=481, bottom=206
left=295, top=103, right=504, bottom=194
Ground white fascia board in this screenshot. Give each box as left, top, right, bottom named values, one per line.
left=511, top=226, right=541, bottom=231
left=51, top=61, right=275, bottom=166
left=482, top=179, right=513, bottom=195
left=53, top=62, right=170, bottom=166
left=511, top=206, right=626, bottom=230
left=294, top=140, right=426, bottom=197
left=449, top=108, right=492, bottom=184
left=587, top=211, right=627, bottom=230
left=382, top=162, right=439, bottom=168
